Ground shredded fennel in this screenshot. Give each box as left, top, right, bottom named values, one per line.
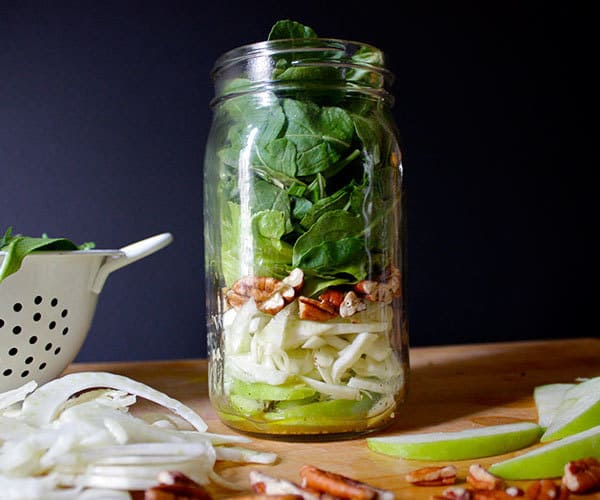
left=0, top=371, right=277, bottom=499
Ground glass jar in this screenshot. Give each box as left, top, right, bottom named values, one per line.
left=204, top=36, right=408, bottom=440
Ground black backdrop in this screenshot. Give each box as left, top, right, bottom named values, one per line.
left=0, top=2, right=593, bottom=361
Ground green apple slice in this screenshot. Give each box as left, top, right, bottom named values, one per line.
left=540, top=377, right=600, bottom=442
left=231, top=378, right=316, bottom=401
left=229, top=394, right=266, bottom=416
left=265, top=396, right=374, bottom=424
left=533, top=383, right=574, bottom=429
left=489, top=424, right=600, bottom=479
left=366, top=422, right=542, bottom=461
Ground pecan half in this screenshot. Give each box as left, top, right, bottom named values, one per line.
left=405, top=465, right=457, bottom=486
left=467, top=465, right=506, bottom=491
left=434, top=486, right=473, bottom=499
left=525, top=479, right=569, bottom=499
left=319, top=289, right=345, bottom=309
left=299, top=465, right=391, bottom=500
left=353, top=266, right=401, bottom=304
left=298, top=296, right=337, bottom=321
left=145, top=471, right=212, bottom=500
left=472, top=489, right=523, bottom=499
left=233, top=496, right=303, bottom=500
left=226, top=269, right=302, bottom=315
left=249, top=471, right=320, bottom=500
left=562, top=457, right=600, bottom=494
left=339, top=291, right=367, bottom=318
left=283, top=268, right=305, bottom=292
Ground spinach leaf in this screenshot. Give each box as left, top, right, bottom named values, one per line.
left=295, top=237, right=366, bottom=280
left=216, top=20, right=398, bottom=297
left=268, top=20, right=318, bottom=40
left=221, top=203, right=293, bottom=286
left=0, top=228, right=95, bottom=284
left=293, top=210, right=362, bottom=265
left=299, top=184, right=353, bottom=229
left=282, top=99, right=355, bottom=176
left=255, top=138, right=297, bottom=178
left=346, top=45, right=385, bottom=87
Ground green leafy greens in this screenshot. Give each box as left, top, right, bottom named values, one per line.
left=217, top=20, right=397, bottom=295
left=0, top=227, right=95, bottom=284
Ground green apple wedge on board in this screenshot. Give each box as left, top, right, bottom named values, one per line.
left=539, top=376, right=600, bottom=442
left=367, top=376, right=599, bottom=474
left=488, top=424, right=600, bottom=479
left=534, top=383, right=575, bottom=429
left=366, top=422, right=543, bottom=460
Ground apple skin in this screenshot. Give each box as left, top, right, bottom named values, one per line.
left=489, top=424, right=600, bottom=479
left=230, top=378, right=316, bottom=401
left=540, top=377, right=600, bottom=442
left=366, top=422, right=543, bottom=461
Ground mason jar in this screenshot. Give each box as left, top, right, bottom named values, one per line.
left=204, top=36, right=408, bottom=440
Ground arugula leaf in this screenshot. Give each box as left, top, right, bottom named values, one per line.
left=0, top=228, right=95, bottom=284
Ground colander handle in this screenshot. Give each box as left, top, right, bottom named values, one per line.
left=90, top=232, right=173, bottom=293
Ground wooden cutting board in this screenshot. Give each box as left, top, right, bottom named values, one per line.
left=67, top=337, right=600, bottom=499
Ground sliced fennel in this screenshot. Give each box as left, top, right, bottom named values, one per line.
left=0, top=372, right=276, bottom=498
left=220, top=299, right=404, bottom=429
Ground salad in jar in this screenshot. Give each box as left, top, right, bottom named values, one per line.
left=204, top=20, right=408, bottom=438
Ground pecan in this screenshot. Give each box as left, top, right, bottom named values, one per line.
left=282, top=268, right=304, bottom=292
left=405, top=465, right=457, bottom=486
left=145, top=471, right=212, bottom=500
left=298, top=296, right=337, bottom=321
left=505, top=486, right=524, bottom=497
left=299, top=465, right=392, bottom=500
left=259, top=292, right=286, bottom=315
left=525, top=479, right=569, bottom=499
left=467, top=465, right=506, bottom=491
left=249, top=471, right=321, bottom=500
left=226, top=270, right=301, bottom=315
left=354, top=266, right=401, bottom=303
left=232, top=496, right=303, bottom=500
left=434, top=486, right=473, bottom=499
left=472, top=489, right=523, bottom=499
left=339, top=291, right=367, bottom=318
left=562, top=457, right=600, bottom=493
left=319, top=289, right=345, bottom=309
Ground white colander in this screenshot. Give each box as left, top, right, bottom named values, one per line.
left=0, top=233, right=173, bottom=392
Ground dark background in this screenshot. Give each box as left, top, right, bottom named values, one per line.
left=0, top=2, right=593, bottom=362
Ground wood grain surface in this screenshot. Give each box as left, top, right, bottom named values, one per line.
left=67, top=337, right=600, bottom=499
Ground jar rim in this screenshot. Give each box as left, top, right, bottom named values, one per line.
left=211, top=37, right=394, bottom=95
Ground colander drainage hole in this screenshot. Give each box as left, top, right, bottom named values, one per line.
left=39, top=362, right=47, bottom=370
left=13, top=303, right=22, bottom=312
left=62, top=327, right=69, bottom=335
left=25, top=356, right=33, bottom=365
left=51, top=298, right=58, bottom=307
left=49, top=321, right=56, bottom=330
left=45, top=343, right=53, bottom=351
left=8, top=347, right=18, bottom=356
left=12, top=325, right=22, bottom=335
left=34, top=296, right=42, bottom=305
left=3, top=369, right=12, bottom=376
left=33, top=312, right=41, bottom=322
left=29, top=336, right=38, bottom=344
left=21, top=370, right=29, bottom=378
left=0, top=319, right=5, bottom=328
left=54, top=347, right=61, bottom=355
